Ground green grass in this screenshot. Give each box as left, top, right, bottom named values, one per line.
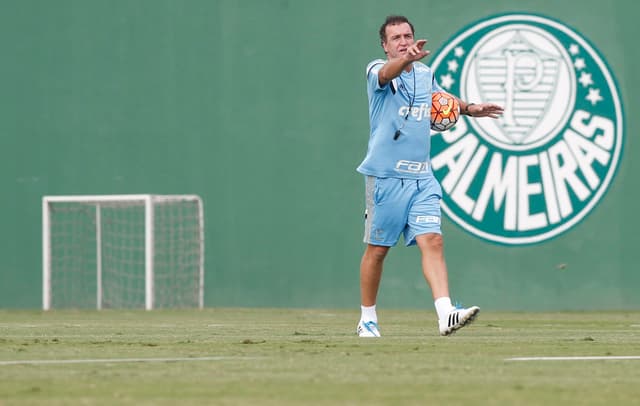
left=1, top=309, right=639, bottom=405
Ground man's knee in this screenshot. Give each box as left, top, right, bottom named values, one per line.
left=416, top=233, right=443, bottom=250
left=365, top=244, right=390, bottom=262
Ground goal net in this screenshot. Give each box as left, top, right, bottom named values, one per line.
left=42, top=195, right=204, bottom=310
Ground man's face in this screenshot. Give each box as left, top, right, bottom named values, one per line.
left=382, top=23, right=414, bottom=59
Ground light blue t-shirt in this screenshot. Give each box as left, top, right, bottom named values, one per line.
left=357, top=59, right=442, bottom=179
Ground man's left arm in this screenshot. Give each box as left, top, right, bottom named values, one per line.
left=458, top=99, right=504, bottom=118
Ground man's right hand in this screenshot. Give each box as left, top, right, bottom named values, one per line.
left=405, top=39, right=430, bottom=61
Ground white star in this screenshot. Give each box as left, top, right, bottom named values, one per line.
left=440, top=73, right=454, bottom=89
left=574, top=58, right=586, bottom=70
left=586, top=88, right=603, bottom=105
left=569, top=44, right=580, bottom=55
left=447, top=59, right=459, bottom=73
left=454, top=46, right=465, bottom=58
left=578, top=72, right=593, bottom=87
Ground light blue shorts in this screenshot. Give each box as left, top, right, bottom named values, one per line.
left=363, top=176, right=443, bottom=247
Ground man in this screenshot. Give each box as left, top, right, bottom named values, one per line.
left=356, top=15, right=504, bottom=337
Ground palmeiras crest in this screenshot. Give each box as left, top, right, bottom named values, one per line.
left=429, top=14, right=624, bottom=245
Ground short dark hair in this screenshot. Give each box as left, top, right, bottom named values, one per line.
left=379, top=15, right=414, bottom=44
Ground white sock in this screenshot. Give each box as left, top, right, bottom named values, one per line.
left=434, top=297, right=455, bottom=320
left=360, top=304, right=377, bottom=323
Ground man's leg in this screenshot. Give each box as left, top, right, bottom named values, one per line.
left=415, top=233, right=479, bottom=336
left=415, top=233, right=449, bottom=299
left=357, top=244, right=389, bottom=337
left=360, top=244, right=390, bottom=306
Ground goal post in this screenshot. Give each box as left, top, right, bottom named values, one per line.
left=42, top=194, right=204, bottom=310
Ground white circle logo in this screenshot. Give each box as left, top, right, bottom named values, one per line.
left=430, top=14, right=625, bottom=245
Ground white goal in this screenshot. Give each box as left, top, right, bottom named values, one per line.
left=42, top=194, right=204, bottom=310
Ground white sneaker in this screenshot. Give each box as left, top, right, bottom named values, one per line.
left=438, top=306, right=480, bottom=336
left=357, top=320, right=381, bottom=337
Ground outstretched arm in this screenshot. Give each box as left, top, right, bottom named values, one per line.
left=378, top=40, right=430, bottom=86
left=458, top=100, right=504, bottom=119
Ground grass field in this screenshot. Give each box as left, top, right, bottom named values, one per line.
left=1, top=309, right=639, bottom=405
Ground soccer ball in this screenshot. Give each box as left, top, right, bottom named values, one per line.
left=430, top=91, right=460, bottom=132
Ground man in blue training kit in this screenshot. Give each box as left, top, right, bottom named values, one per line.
left=356, top=15, right=504, bottom=337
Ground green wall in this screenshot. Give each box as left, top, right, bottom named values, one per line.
left=1, top=0, right=637, bottom=310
